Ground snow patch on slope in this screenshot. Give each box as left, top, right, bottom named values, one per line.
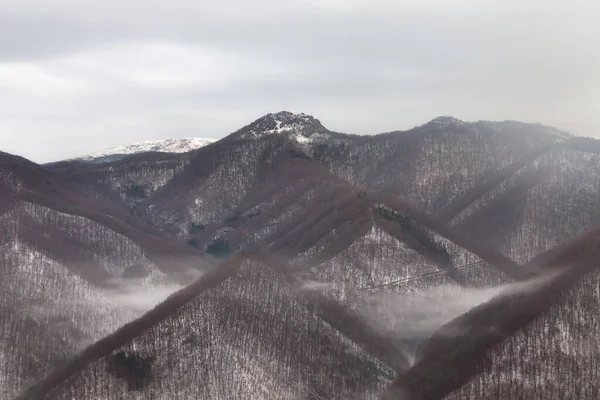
left=74, top=137, right=215, bottom=162
left=240, top=111, right=328, bottom=143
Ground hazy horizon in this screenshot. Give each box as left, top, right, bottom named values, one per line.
left=1, top=0, right=599, bottom=162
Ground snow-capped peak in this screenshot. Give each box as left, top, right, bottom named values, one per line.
left=236, top=111, right=328, bottom=143
left=73, top=137, right=215, bottom=163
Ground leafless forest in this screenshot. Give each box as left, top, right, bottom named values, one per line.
left=3, top=112, right=600, bottom=399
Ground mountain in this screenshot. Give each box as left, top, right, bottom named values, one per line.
left=67, top=137, right=215, bottom=164
left=3, top=111, right=600, bottom=399
left=0, top=151, right=210, bottom=397
left=19, top=254, right=396, bottom=399
left=230, top=111, right=330, bottom=143
left=384, top=226, right=600, bottom=400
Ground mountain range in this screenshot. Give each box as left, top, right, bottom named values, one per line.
left=2, top=111, right=600, bottom=399
left=66, top=137, right=215, bottom=164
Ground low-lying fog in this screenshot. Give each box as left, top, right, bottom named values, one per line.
left=348, top=273, right=558, bottom=362
left=105, top=278, right=184, bottom=314
left=356, top=284, right=506, bottom=340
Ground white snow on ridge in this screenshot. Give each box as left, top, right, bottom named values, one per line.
left=75, top=137, right=215, bottom=161
left=243, top=111, right=329, bottom=144
left=269, top=122, right=316, bottom=144
left=261, top=113, right=318, bottom=134
left=294, top=133, right=312, bottom=144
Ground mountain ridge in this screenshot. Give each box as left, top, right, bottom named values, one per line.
left=56, top=112, right=579, bottom=166
left=67, top=137, right=216, bottom=164
left=231, top=111, right=329, bottom=143
left=4, top=112, right=600, bottom=399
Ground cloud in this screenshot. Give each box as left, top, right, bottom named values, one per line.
left=1, top=0, right=599, bottom=162
left=355, top=284, right=505, bottom=340
left=0, top=63, right=99, bottom=96
left=105, top=279, right=184, bottom=314
left=352, top=270, right=562, bottom=361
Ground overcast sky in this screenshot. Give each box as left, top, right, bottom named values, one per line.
left=1, top=0, right=599, bottom=162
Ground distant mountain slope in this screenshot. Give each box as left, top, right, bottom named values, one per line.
left=0, top=151, right=211, bottom=279
left=48, top=151, right=194, bottom=209
left=450, top=142, right=600, bottom=263
left=20, top=254, right=395, bottom=400
left=20, top=226, right=600, bottom=400
left=310, top=117, right=570, bottom=213
left=41, top=111, right=600, bottom=283
left=7, top=111, right=600, bottom=399
left=0, top=232, right=136, bottom=398
left=68, top=137, right=215, bottom=163
left=46, top=113, right=598, bottom=268
left=0, top=151, right=211, bottom=396
left=384, top=226, right=600, bottom=400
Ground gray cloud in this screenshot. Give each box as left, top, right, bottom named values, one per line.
left=0, top=13, right=129, bottom=61
left=1, top=0, right=599, bottom=162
